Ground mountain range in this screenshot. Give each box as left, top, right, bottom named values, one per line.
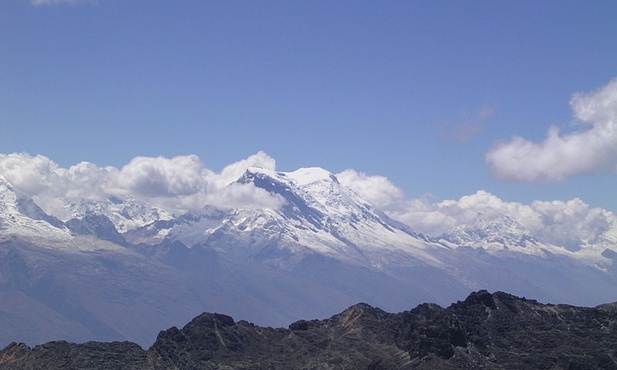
left=1, top=166, right=617, bottom=347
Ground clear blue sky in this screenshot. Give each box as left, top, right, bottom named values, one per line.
left=2, top=0, right=617, bottom=212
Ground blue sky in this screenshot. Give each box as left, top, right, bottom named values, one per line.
left=2, top=0, right=617, bottom=215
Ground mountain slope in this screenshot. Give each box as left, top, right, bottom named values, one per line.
left=0, top=176, right=71, bottom=244
left=147, top=167, right=448, bottom=269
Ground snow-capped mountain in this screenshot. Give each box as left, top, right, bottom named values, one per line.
left=63, top=196, right=173, bottom=234
left=0, top=175, right=71, bottom=244
left=135, top=167, right=445, bottom=269
left=1, top=167, right=617, bottom=348
left=436, top=215, right=570, bottom=259
left=440, top=215, right=537, bottom=249
left=438, top=213, right=617, bottom=270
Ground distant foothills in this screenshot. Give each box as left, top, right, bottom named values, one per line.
left=0, top=153, right=617, bottom=348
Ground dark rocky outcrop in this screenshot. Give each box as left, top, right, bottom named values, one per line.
left=2, top=290, right=617, bottom=369
left=0, top=341, right=146, bottom=370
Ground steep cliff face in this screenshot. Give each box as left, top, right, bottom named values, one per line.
left=2, top=291, right=617, bottom=370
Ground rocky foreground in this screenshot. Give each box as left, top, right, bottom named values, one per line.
left=1, top=290, right=617, bottom=370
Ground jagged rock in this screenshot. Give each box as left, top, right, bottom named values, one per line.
left=2, top=291, right=617, bottom=369
left=0, top=341, right=147, bottom=370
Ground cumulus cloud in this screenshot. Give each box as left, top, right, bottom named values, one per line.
left=215, top=151, right=277, bottom=188
left=0, top=152, right=283, bottom=218
left=336, top=169, right=405, bottom=211
left=200, top=152, right=282, bottom=210
left=382, top=191, right=522, bottom=237
left=1, top=152, right=614, bottom=249
left=486, top=78, right=617, bottom=181
left=387, top=190, right=614, bottom=249
left=0, top=153, right=62, bottom=196
left=113, top=155, right=210, bottom=198
left=527, top=198, right=613, bottom=248
left=335, top=166, right=614, bottom=249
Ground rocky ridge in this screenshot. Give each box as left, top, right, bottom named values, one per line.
left=2, top=291, right=617, bottom=370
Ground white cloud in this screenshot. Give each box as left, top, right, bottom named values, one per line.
left=63, top=161, right=115, bottom=199
left=0, top=152, right=283, bottom=217
left=486, top=78, right=617, bottom=181
left=336, top=169, right=405, bottom=211
left=113, top=155, right=210, bottom=198
left=1, top=152, right=614, bottom=249
left=384, top=191, right=513, bottom=237
left=386, top=190, right=613, bottom=249
left=215, top=151, right=277, bottom=189
left=0, top=153, right=61, bottom=196
left=529, top=198, right=612, bottom=248
left=334, top=167, right=615, bottom=248
left=203, top=151, right=283, bottom=209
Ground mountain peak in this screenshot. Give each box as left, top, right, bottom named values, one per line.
left=441, top=215, right=539, bottom=251
left=242, top=166, right=278, bottom=177
left=0, top=176, right=70, bottom=242
left=229, top=165, right=447, bottom=269
left=64, top=196, right=173, bottom=233
left=286, top=167, right=337, bottom=186
left=240, top=166, right=337, bottom=188
left=239, top=166, right=381, bottom=226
